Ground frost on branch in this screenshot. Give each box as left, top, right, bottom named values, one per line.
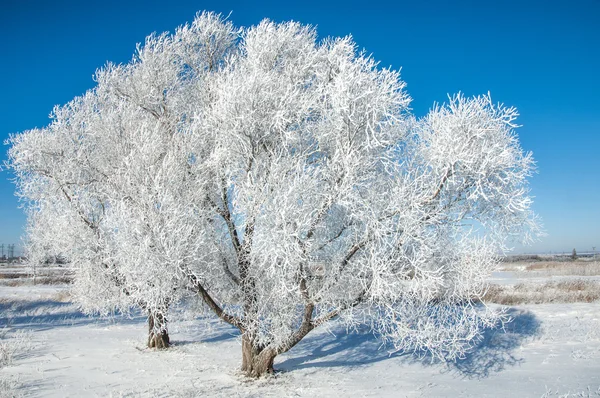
left=6, top=12, right=539, bottom=374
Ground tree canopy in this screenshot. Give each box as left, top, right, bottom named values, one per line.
left=6, top=12, right=539, bottom=376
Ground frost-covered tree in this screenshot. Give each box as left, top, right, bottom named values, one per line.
left=7, top=88, right=189, bottom=348
left=7, top=12, right=237, bottom=349
left=180, top=20, right=538, bottom=376
left=7, top=12, right=539, bottom=375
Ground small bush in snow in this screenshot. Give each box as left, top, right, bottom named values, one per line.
left=0, top=328, right=33, bottom=369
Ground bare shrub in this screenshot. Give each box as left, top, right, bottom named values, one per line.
left=482, top=285, right=526, bottom=306
left=0, top=329, right=33, bottom=369
left=0, top=376, right=23, bottom=398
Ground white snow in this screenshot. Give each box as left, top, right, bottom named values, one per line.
left=1, top=275, right=599, bottom=397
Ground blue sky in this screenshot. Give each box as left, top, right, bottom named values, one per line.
left=1, top=0, right=598, bottom=255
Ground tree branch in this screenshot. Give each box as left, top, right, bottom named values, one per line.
left=428, top=164, right=454, bottom=203
left=187, top=272, right=244, bottom=331
left=220, top=252, right=240, bottom=285
left=311, top=289, right=366, bottom=328
left=275, top=302, right=314, bottom=355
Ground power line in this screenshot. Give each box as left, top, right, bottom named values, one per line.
left=0, top=244, right=20, bottom=262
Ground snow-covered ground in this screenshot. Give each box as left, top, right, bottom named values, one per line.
left=1, top=267, right=600, bottom=397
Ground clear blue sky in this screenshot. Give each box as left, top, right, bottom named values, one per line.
left=1, top=0, right=598, bottom=255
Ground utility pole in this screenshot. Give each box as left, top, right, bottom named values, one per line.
left=7, top=244, right=15, bottom=262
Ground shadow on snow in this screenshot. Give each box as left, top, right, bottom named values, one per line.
left=0, top=299, right=145, bottom=331
left=447, top=307, right=541, bottom=378
left=277, top=307, right=541, bottom=379
left=2, top=297, right=540, bottom=380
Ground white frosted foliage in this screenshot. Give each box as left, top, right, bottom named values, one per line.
left=6, top=12, right=538, bottom=367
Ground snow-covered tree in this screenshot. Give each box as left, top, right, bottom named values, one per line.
left=7, top=12, right=539, bottom=375
left=6, top=88, right=189, bottom=347
left=7, top=12, right=237, bottom=349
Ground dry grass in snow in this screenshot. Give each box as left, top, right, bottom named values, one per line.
left=521, top=261, right=600, bottom=277
left=484, top=280, right=600, bottom=305
left=0, top=267, right=73, bottom=287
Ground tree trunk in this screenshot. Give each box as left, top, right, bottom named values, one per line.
left=147, top=312, right=170, bottom=349
left=240, top=335, right=276, bottom=377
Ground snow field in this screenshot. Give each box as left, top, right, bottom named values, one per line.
left=1, top=279, right=599, bottom=397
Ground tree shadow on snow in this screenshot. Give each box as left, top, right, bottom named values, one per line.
left=0, top=299, right=146, bottom=331
left=277, top=307, right=541, bottom=379
left=277, top=325, right=389, bottom=372
left=444, top=307, right=541, bottom=378
left=169, top=315, right=240, bottom=347
left=171, top=329, right=239, bottom=346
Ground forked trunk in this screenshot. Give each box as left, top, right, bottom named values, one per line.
left=147, top=312, right=170, bottom=349
left=241, top=335, right=276, bottom=377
